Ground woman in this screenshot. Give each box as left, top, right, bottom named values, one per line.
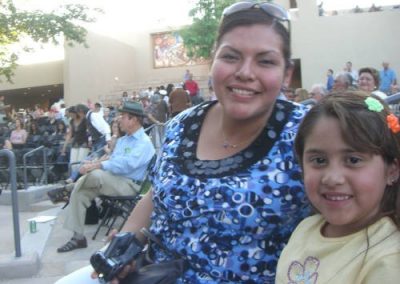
left=294, top=88, right=310, bottom=102
left=104, top=118, right=123, bottom=155
left=3, top=117, right=28, bottom=150
left=57, top=2, right=309, bottom=283
left=25, top=119, right=43, bottom=148
left=61, top=105, right=90, bottom=183
left=358, top=67, right=387, bottom=99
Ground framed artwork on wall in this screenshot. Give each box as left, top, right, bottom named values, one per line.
left=151, top=31, right=208, bottom=68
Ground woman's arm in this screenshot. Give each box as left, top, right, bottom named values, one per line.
left=120, top=190, right=154, bottom=244
left=61, top=127, right=72, bottom=154
left=147, top=113, right=161, bottom=124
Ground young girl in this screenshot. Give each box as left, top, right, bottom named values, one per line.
left=276, top=91, right=400, bottom=283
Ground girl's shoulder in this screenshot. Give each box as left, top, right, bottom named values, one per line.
left=368, top=217, right=400, bottom=251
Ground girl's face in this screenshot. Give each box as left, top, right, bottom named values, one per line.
left=302, top=116, right=398, bottom=237
left=15, top=119, right=21, bottom=128
left=211, top=24, right=292, bottom=122
left=358, top=72, right=376, bottom=92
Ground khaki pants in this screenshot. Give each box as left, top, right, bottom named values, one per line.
left=63, top=169, right=140, bottom=235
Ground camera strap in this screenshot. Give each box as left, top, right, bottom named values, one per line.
left=140, top=228, right=182, bottom=259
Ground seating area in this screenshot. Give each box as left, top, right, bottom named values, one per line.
left=91, top=155, right=156, bottom=240
left=0, top=136, right=69, bottom=191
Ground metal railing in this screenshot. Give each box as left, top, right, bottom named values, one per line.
left=0, top=149, right=21, bottom=257
left=384, top=92, right=400, bottom=117
left=22, top=145, right=48, bottom=189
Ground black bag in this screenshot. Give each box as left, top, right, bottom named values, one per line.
left=121, top=257, right=187, bottom=284
left=85, top=200, right=99, bottom=225
left=120, top=228, right=188, bottom=284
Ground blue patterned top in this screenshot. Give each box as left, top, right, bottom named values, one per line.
left=149, top=100, right=310, bottom=283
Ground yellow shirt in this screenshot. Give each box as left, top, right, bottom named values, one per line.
left=276, top=215, right=400, bottom=284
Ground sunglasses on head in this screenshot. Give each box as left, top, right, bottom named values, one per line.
left=222, top=1, right=290, bottom=22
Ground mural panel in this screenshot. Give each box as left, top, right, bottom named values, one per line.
left=152, top=31, right=208, bottom=68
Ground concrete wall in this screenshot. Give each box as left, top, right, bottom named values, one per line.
left=63, top=32, right=136, bottom=106
left=293, top=1, right=400, bottom=89
left=62, top=1, right=400, bottom=101
left=3, top=1, right=400, bottom=105
left=0, top=61, right=63, bottom=91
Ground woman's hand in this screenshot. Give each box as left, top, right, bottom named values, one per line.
left=90, top=229, right=139, bottom=284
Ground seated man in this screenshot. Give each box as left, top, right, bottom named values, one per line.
left=57, top=101, right=155, bottom=253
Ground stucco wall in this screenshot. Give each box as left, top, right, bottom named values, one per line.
left=4, top=1, right=400, bottom=105
left=0, top=60, right=63, bottom=91
left=63, top=32, right=136, bottom=106
left=293, top=1, right=400, bottom=89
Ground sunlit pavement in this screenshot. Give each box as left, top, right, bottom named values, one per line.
left=0, top=199, right=106, bottom=283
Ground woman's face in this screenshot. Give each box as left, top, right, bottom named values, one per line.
left=112, top=122, right=120, bottom=135
left=358, top=72, right=376, bottom=92
left=211, top=24, right=292, bottom=121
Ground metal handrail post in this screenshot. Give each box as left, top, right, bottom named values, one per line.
left=0, top=149, right=21, bottom=257
left=23, top=145, right=45, bottom=189
left=42, top=147, right=48, bottom=184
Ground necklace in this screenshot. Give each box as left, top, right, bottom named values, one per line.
left=222, top=135, right=240, bottom=149
left=221, top=128, right=262, bottom=150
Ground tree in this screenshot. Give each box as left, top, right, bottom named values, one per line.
left=179, top=0, right=236, bottom=60
left=0, top=0, right=99, bottom=82
left=180, top=0, right=276, bottom=60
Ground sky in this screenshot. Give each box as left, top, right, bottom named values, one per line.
left=318, top=0, right=399, bottom=10
left=14, top=0, right=400, bottom=65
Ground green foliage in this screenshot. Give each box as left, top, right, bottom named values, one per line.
left=0, top=0, right=100, bottom=82
left=179, top=0, right=236, bottom=60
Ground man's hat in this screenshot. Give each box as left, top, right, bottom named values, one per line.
left=118, top=101, right=144, bottom=117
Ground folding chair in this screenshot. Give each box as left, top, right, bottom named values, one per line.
left=91, top=155, right=156, bottom=240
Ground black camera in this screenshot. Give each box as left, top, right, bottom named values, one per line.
left=90, top=232, right=144, bottom=283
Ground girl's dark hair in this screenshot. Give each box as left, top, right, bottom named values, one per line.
left=215, top=9, right=291, bottom=69
left=294, top=91, right=400, bottom=227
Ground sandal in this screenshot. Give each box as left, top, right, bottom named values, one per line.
left=57, top=237, right=87, bottom=253
left=47, top=185, right=72, bottom=204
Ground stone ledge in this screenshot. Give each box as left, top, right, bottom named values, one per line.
left=0, top=184, right=63, bottom=211
left=0, top=206, right=60, bottom=279
left=0, top=252, right=40, bottom=279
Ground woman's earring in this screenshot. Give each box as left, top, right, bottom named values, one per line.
left=388, top=177, right=398, bottom=185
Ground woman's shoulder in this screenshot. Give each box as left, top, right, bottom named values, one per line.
left=276, top=99, right=310, bottom=120
left=168, top=101, right=214, bottom=126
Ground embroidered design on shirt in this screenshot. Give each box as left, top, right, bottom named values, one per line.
left=124, top=147, right=132, bottom=154
left=287, top=256, right=319, bottom=284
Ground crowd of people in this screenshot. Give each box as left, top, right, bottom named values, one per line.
left=1, top=1, right=400, bottom=283
left=284, top=61, right=398, bottom=104
left=0, top=79, right=201, bottom=184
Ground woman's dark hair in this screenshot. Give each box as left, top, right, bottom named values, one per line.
left=166, top=83, right=174, bottom=96
left=67, top=106, right=77, bottom=114
left=29, top=120, right=40, bottom=135
left=294, top=91, right=400, bottom=227
left=358, top=67, right=380, bottom=87
left=15, top=117, right=24, bottom=129
left=56, top=120, right=67, bottom=134
left=215, top=8, right=291, bottom=69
